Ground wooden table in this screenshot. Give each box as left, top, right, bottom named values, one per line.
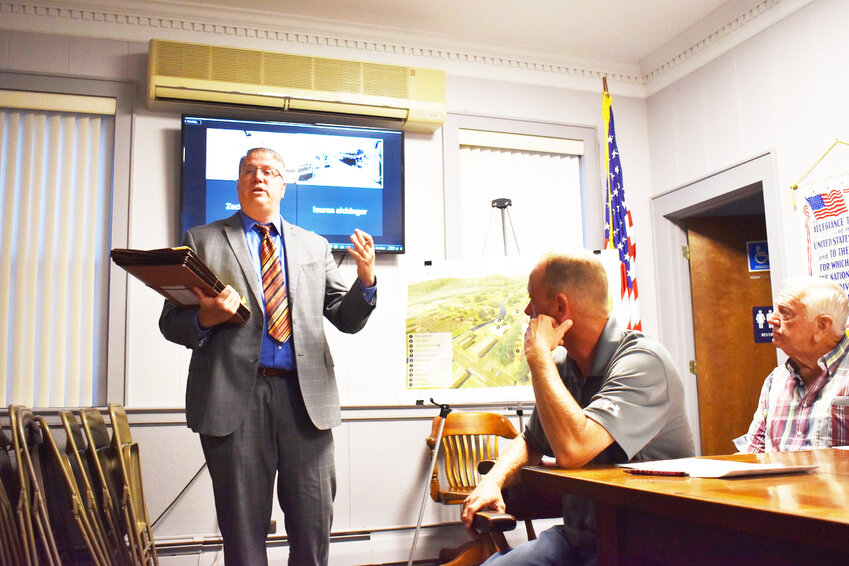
left=522, top=449, right=849, bottom=565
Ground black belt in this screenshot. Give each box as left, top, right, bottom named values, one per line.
left=257, top=367, right=295, bottom=377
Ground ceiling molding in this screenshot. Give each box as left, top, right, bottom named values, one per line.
left=641, top=0, right=815, bottom=95
left=0, top=0, right=814, bottom=98
left=1, top=0, right=645, bottom=91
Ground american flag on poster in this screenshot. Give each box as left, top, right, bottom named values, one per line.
left=602, top=86, right=641, bottom=331
left=805, top=189, right=848, bottom=220
left=800, top=173, right=849, bottom=286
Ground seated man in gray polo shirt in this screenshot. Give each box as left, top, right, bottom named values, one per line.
left=461, top=250, right=695, bottom=565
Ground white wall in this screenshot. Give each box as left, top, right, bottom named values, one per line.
left=646, top=0, right=849, bottom=281
left=0, top=7, right=653, bottom=563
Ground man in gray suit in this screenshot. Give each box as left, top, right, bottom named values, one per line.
left=160, top=147, right=376, bottom=565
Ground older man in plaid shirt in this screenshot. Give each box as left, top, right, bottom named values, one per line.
left=735, top=276, right=849, bottom=452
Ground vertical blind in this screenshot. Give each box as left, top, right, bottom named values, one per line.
left=458, top=145, right=583, bottom=258
left=0, top=108, right=114, bottom=407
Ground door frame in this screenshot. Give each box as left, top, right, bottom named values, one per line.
left=650, top=152, right=786, bottom=454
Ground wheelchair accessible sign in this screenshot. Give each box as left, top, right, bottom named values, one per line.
left=747, top=241, right=770, bottom=272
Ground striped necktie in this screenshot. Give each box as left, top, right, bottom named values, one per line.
left=255, top=224, right=291, bottom=343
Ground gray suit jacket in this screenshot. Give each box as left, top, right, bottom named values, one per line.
left=159, top=213, right=375, bottom=436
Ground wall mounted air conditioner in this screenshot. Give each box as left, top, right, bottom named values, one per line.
left=147, top=39, right=446, bottom=133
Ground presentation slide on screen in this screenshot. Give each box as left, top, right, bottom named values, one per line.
left=203, top=128, right=385, bottom=236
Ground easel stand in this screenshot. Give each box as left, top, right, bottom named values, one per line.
left=407, top=200, right=522, bottom=563
left=484, top=198, right=525, bottom=427
left=408, top=399, right=452, bottom=566
left=482, top=198, right=520, bottom=256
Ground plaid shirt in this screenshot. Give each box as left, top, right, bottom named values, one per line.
left=734, top=335, right=849, bottom=453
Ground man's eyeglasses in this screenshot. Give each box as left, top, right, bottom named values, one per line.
left=240, top=166, right=281, bottom=178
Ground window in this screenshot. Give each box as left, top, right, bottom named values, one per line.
left=0, top=75, right=132, bottom=407
left=443, top=114, right=602, bottom=259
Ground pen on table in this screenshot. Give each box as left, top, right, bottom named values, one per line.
left=624, top=469, right=688, bottom=477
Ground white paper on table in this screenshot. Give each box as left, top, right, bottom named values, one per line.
left=617, top=457, right=818, bottom=478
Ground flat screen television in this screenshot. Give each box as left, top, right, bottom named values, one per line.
left=180, top=115, right=405, bottom=253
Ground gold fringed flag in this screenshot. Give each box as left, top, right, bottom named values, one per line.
left=602, top=81, right=641, bottom=331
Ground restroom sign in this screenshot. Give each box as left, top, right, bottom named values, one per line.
left=753, top=306, right=773, bottom=343
left=747, top=241, right=770, bottom=272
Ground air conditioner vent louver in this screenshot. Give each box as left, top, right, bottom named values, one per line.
left=147, top=39, right=445, bottom=133
left=313, top=58, right=362, bottom=94
left=264, top=53, right=313, bottom=90
left=154, top=42, right=211, bottom=79
left=211, top=47, right=262, bottom=84
left=363, top=63, right=409, bottom=99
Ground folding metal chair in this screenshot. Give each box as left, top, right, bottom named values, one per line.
left=108, top=403, right=159, bottom=566
left=62, top=410, right=126, bottom=565
left=0, top=423, right=26, bottom=565
left=36, top=414, right=112, bottom=565
left=80, top=407, right=135, bottom=565
left=9, top=406, right=61, bottom=565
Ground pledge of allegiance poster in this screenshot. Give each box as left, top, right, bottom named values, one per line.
left=802, top=172, right=849, bottom=291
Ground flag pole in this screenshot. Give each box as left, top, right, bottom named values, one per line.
left=600, top=74, right=641, bottom=331
left=790, top=139, right=849, bottom=209
left=602, top=76, right=611, bottom=249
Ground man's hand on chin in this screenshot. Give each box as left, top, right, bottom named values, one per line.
left=525, top=314, right=573, bottom=357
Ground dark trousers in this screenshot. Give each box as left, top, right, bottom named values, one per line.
left=200, top=373, right=336, bottom=566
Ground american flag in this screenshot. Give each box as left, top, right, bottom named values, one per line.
left=806, top=189, right=848, bottom=220
left=602, top=86, right=641, bottom=331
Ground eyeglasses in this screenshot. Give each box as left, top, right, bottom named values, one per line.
left=240, top=166, right=281, bottom=178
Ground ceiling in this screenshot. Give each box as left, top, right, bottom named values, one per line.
left=20, top=0, right=788, bottom=93
left=182, top=0, right=740, bottom=65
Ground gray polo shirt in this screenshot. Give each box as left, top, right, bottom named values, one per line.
left=524, top=316, right=695, bottom=533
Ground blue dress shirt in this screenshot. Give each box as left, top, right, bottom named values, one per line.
left=239, top=212, right=297, bottom=370
left=239, top=212, right=376, bottom=371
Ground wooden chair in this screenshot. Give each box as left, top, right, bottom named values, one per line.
left=80, top=407, right=135, bottom=565
left=427, top=411, right=558, bottom=566
left=108, top=403, right=159, bottom=566
left=61, top=410, right=127, bottom=565
left=9, top=406, right=61, bottom=565
left=35, top=414, right=110, bottom=565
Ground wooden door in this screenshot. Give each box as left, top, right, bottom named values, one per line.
left=687, top=215, right=776, bottom=455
